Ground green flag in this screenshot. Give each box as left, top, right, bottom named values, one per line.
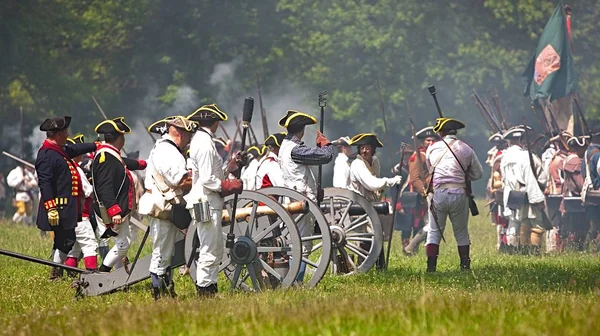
left=522, top=1, right=576, bottom=101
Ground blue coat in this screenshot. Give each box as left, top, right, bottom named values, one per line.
left=35, top=142, right=97, bottom=231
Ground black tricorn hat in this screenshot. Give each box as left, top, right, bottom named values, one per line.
left=95, top=117, right=132, bottom=135
left=246, top=146, right=262, bottom=159
left=264, top=132, right=287, bottom=148
left=433, top=118, right=465, bottom=133
left=414, top=126, right=438, bottom=140
left=40, top=116, right=71, bottom=132
left=278, top=110, right=317, bottom=130
left=147, top=117, right=171, bottom=135
left=350, top=133, right=384, bottom=148
left=67, top=134, right=85, bottom=145
left=187, top=104, right=228, bottom=122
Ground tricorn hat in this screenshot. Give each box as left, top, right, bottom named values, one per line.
left=549, top=130, right=572, bottom=142
left=66, top=134, right=85, bottom=145
left=433, top=118, right=465, bottom=133
left=166, top=116, right=197, bottom=133
left=246, top=146, right=262, bottom=159
left=264, top=132, right=287, bottom=148
left=567, top=136, right=589, bottom=148
left=187, top=104, right=228, bottom=122
left=147, top=117, right=170, bottom=135
left=414, top=126, right=438, bottom=140
left=488, top=132, right=504, bottom=144
left=40, top=116, right=71, bottom=132
left=278, top=110, right=317, bottom=132
left=95, top=117, right=132, bottom=135
left=349, top=133, right=384, bottom=148
left=502, top=125, right=532, bottom=140
left=332, top=136, right=351, bottom=146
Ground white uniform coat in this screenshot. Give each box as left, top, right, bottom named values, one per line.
left=333, top=153, right=351, bottom=189
left=187, top=127, right=227, bottom=287
left=349, top=155, right=386, bottom=202
left=241, top=158, right=260, bottom=191
left=255, top=151, right=284, bottom=189
left=500, top=145, right=546, bottom=220
left=146, top=135, right=187, bottom=275
left=7, top=166, right=37, bottom=202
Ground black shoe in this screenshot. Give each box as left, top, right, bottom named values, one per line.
left=196, top=283, right=218, bottom=297
left=426, top=257, right=437, bottom=273
left=49, top=267, right=63, bottom=281
left=98, top=264, right=112, bottom=273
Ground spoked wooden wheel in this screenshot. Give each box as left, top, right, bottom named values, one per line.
left=185, top=191, right=302, bottom=292
left=322, top=188, right=384, bottom=274
left=259, top=187, right=333, bottom=287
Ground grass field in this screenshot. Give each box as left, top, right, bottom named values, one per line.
left=1, top=210, right=600, bottom=336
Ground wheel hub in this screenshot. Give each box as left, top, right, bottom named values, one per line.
left=329, top=225, right=346, bottom=247
left=230, top=236, right=258, bottom=265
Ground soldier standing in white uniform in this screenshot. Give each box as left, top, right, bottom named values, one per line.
left=500, top=126, right=548, bottom=255
left=140, top=116, right=195, bottom=299
left=278, top=110, right=334, bottom=281
left=256, top=132, right=286, bottom=189
left=186, top=104, right=243, bottom=296
left=7, top=165, right=38, bottom=224
left=332, top=136, right=353, bottom=189
left=425, top=118, right=483, bottom=272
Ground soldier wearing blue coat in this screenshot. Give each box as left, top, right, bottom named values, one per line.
left=35, top=116, right=97, bottom=279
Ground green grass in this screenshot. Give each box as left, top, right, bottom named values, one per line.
left=1, top=209, right=600, bottom=335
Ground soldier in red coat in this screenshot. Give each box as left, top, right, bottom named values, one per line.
left=35, top=116, right=97, bottom=279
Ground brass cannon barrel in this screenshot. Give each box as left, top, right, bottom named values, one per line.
left=222, top=200, right=309, bottom=223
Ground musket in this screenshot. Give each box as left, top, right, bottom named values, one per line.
left=248, top=122, right=260, bottom=145
left=428, top=85, right=479, bottom=217
left=472, top=94, right=499, bottom=133
left=385, top=141, right=408, bottom=270
left=489, top=87, right=507, bottom=130
left=472, top=90, right=502, bottom=132
left=256, top=72, right=270, bottom=139
left=2, top=151, right=35, bottom=169
left=530, top=103, right=552, bottom=135
left=406, top=100, right=426, bottom=189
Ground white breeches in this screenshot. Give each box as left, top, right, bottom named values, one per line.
left=68, top=217, right=98, bottom=258
left=149, top=217, right=178, bottom=275
left=95, top=219, right=110, bottom=248
left=97, top=216, right=131, bottom=267
left=195, top=209, right=224, bottom=287
left=426, top=190, right=470, bottom=246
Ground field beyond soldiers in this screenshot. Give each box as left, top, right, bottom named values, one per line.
left=1, top=210, right=600, bottom=336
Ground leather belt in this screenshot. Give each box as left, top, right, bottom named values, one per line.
left=435, top=183, right=466, bottom=190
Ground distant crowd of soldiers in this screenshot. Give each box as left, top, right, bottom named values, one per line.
left=486, top=126, right=600, bottom=255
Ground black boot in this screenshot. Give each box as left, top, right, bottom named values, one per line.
left=458, top=245, right=470, bottom=270
left=49, top=267, right=63, bottom=281
left=196, top=283, right=218, bottom=297
left=98, top=264, right=112, bottom=273
left=426, top=244, right=439, bottom=273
